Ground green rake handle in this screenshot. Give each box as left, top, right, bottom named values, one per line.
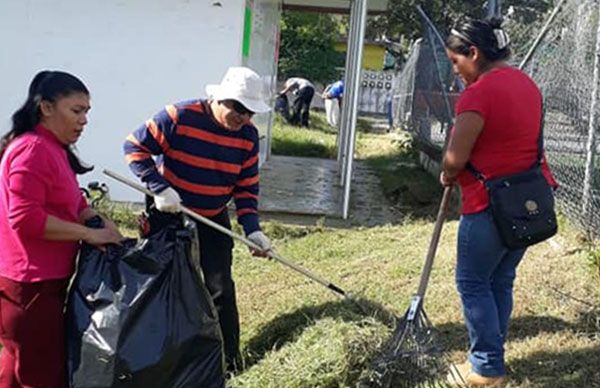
left=103, top=169, right=349, bottom=299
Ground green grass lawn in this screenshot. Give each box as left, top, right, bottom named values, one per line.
left=105, top=111, right=600, bottom=387
left=229, top=216, right=600, bottom=387
left=271, top=111, right=373, bottom=159
left=227, top=110, right=600, bottom=387
left=271, top=112, right=338, bottom=158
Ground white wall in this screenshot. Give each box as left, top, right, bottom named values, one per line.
left=282, top=0, right=388, bottom=12
left=0, top=0, right=249, bottom=201
left=243, top=0, right=281, bottom=163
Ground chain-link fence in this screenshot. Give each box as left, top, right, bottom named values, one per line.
left=391, top=12, right=458, bottom=160
left=393, top=26, right=455, bottom=158
left=392, top=0, right=600, bottom=237
left=522, top=0, right=600, bottom=234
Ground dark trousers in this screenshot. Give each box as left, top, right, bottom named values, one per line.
left=0, top=276, right=69, bottom=388
left=195, top=211, right=240, bottom=372
left=290, top=86, right=315, bottom=127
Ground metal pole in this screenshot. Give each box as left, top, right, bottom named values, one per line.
left=266, top=111, right=274, bottom=161
left=338, top=1, right=352, bottom=174
left=340, top=0, right=360, bottom=192
left=102, top=169, right=349, bottom=298
left=418, top=8, right=466, bottom=92
left=342, top=0, right=367, bottom=219
left=416, top=5, right=447, bottom=58
left=266, top=1, right=282, bottom=162
left=486, top=0, right=502, bottom=20
left=339, top=0, right=359, bottom=184
left=341, top=0, right=359, bottom=185
left=582, top=0, right=600, bottom=220
left=416, top=6, right=454, bottom=126
left=337, top=43, right=350, bottom=166
left=519, top=0, right=567, bottom=71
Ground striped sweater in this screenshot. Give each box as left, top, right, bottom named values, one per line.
left=123, top=99, right=260, bottom=235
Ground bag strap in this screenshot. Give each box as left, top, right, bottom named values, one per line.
left=536, top=101, right=545, bottom=164
left=466, top=98, right=545, bottom=183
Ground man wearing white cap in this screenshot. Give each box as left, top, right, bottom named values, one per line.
left=123, top=66, right=272, bottom=372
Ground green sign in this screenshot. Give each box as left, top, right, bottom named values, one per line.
left=242, top=5, right=253, bottom=58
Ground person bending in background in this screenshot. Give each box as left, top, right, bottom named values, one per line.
left=0, top=70, right=123, bottom=388
left=279, top=77, right=315, bottom=127
left=123, top=66, right=273, bottom=373
left=322, top=80, right=344, bottom=128
left=441, top=19, right=557, bottom=387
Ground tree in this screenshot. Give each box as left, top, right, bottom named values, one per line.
left=502, top=0, right=554, bottom=57
left=366, top=0, right=553, bottom=59
left=366, top=0, right=486, bottom=42
left=278, top=11, right=345, bottom=86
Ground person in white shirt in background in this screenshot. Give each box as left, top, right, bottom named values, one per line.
left=279, top=77, right=315, bottom=127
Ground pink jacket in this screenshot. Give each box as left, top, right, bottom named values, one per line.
left=0, top=125, right=88, bottom=282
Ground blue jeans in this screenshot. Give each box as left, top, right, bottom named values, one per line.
left=456, top=210, right=526, bottom=377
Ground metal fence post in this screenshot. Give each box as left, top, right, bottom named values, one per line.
left=486, top=0, right=502, bottom=20
left=519, top=0, right=567, bottom=71
left=416, top=6, right=455, bottom=126
left=342, top=0, right=367, bottom=219
left=338, top=0, right=358, bottom=176
left=582, top=0, right=600, bottom=220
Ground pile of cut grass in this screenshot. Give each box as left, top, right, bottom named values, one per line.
left=229, top=218, right=600, bottom=387
left=231, top=317, right=389, bottom=388
left=110, top=111, right=600, bottom=387
left=110, top=204, right=600, bottom=387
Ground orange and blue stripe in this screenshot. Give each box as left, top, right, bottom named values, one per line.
left=123, top=99, right=260, bottom=234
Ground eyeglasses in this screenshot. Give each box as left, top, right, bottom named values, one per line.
left=224, top=100, right=255, bottom=117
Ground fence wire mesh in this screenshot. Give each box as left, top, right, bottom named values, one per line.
left=392, top=0, right=600, bottom=236
left=392, top=17, right=458, bottom=159
left=523, top=0, right=600, bottom=235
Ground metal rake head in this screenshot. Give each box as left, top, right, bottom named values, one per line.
left=365, top=308, right=449, bottom=387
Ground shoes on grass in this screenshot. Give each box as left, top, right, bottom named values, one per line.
left=447, top=361, right=507, bottom=387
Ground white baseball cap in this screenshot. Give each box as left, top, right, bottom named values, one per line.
left=205, top=66, right=271, bottom=113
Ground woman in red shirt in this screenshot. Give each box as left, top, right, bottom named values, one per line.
left=442, top=19, right=556, bottom=386
left=0, top=71, right=123, bottom=388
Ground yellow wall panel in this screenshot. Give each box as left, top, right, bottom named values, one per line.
left=334, top=42, right=385, bottom=70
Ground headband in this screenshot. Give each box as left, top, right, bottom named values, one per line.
left=451, top=28, right=510, bottom=50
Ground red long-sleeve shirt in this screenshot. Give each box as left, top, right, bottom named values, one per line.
left=0, top=125, right=88, bottom=282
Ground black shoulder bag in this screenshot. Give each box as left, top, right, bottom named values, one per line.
left=467, top=107, right=558, bottom=249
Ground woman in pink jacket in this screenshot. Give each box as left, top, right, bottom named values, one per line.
left=0, top=71, right=123, bottom=388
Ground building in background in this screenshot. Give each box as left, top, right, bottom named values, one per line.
left=0, top=0, right=280, bottom=202
left=0, top=0, right=389, bottom=218
left=334, top=40, right=387, bottom=71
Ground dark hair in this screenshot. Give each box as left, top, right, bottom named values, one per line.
left=446, top=18, right=511, bottom=63
left=2, top=70, right=93, bottom=174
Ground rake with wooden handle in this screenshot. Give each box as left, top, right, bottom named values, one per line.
left=368, top=185, right=453, bottom=387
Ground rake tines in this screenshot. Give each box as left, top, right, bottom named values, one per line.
left=368, top=299, right=448, bottom=387
left=365, top=187, right=453, bottom=388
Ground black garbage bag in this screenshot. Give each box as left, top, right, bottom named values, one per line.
left=66, top=216, right=225, bottom=388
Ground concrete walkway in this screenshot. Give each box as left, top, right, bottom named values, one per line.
left=258, top=155, right=398, bottom=227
